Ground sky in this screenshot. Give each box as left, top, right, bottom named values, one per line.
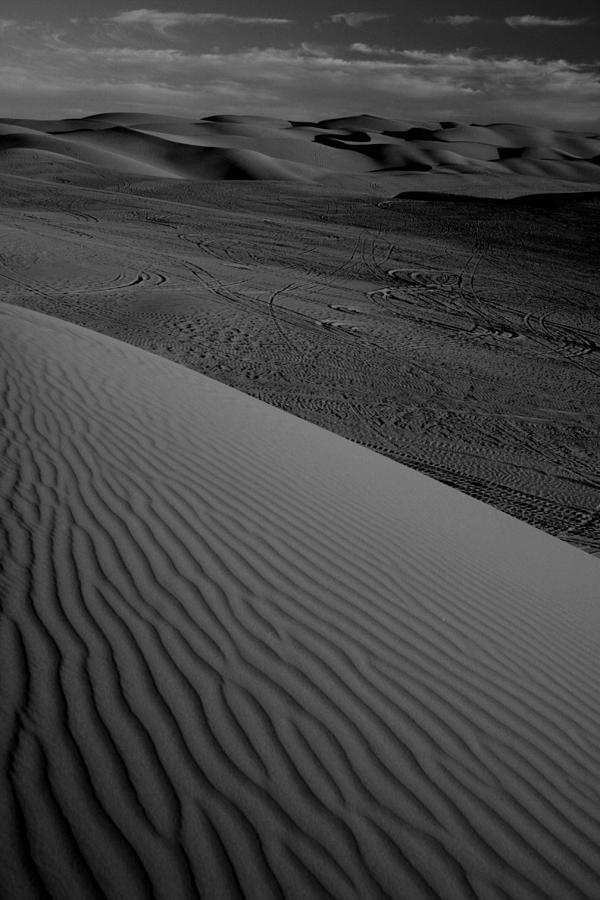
left=1, top=2, right=599, bottom=127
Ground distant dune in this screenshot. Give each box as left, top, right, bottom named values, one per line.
left=2, top=301, right=600, bottom=899
left=1, top=112, right=599, bottom=185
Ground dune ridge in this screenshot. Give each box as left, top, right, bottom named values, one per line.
left=1, top=302, right=600, bottom=899
left=0, top=113, right=599, bottom=185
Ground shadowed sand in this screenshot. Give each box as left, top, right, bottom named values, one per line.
left=1, top=302, right=600, bottom=899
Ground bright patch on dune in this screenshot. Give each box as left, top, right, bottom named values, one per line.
left=1, top=302, right=600, bottom=899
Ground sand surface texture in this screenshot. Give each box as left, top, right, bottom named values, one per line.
left=2, top=302, right=600, bottom=900
left=1, top=113, right=599, bottom=553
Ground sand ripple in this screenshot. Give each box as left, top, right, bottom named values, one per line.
left=1, top=303, right=600, bottom=899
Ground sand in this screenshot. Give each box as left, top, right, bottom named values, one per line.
left=1, top=113, right=599, bottom=185
left=1, top=112, right=600, bottom=897
left=0, top=126, right=599, bottom=553
left=2, top=301, right=600, bottom=900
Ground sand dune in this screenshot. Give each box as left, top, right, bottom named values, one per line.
left=0, top=126, right=182, bottom=177
left=0, top=125, right=323, bottom=181
left=394, top=189, right=600, bottom=206
left=315, top=114, right=431, bottom=133
left=2, top=301, right=600, bottom=899
left=0, top=113, right=599, bottom=185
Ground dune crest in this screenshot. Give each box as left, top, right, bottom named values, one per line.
left=1, top=302, right=600, bottom=899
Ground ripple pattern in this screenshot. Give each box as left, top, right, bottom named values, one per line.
left=1, top=302, right=600, bottom=900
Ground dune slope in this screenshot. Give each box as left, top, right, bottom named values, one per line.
left=1, top=303, right=600, bottom=900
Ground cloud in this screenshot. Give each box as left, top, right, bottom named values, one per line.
left=0, top=20, right=598, bottom=128
left=505, top=16, right=588, bottom=28
left=329, top=12, right=390, bottom=28
left=426, top=16, right=481, bottom=26
left=108, top=9, right=292, bottom=35
left=350, top=42, right=396, bottom=56
left=85, top=46, right=191, bottom=65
